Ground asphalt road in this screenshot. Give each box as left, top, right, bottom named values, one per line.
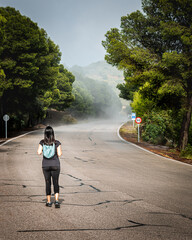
left=0, top=119, right=192, bottom=240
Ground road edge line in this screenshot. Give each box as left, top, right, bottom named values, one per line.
left=0, top=130, right=40, bottom=147
left=117, top=122, right=192, bottom=167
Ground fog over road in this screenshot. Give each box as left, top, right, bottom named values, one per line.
left=0, top=119, right=192, bottom=240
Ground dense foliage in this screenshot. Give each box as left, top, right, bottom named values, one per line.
left=69, top=72, right=122, bottom=118
left=102, top=0, right=192, bottom=149
left=0, top=7, right=74, bottom=134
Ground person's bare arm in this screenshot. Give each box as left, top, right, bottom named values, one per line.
left=37, top=144, right=43, bottom=155
left=57, top=145, right=62, bottom=157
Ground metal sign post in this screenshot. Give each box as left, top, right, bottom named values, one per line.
left=135, top=117, right=142, bottom=142
left=138, top=124, right=140, bottom=142
left=3, top=114, right=10, bottom=139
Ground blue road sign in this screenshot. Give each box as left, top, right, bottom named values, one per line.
left=131, top=113, right=136, bottom=120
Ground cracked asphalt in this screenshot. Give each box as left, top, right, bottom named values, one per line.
left=0, top=119, right=192, bottom=240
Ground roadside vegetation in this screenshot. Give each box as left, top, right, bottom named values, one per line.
left=120, top=122, right=192, bottom=163
left=1, top=0, right=192, bottom=158
left=103, top=0, right=192, bottom=151
left=69, top=71, right=122, bottom=118
left=0, top=7, right=123, bottom=137
left=0, top=7, right=75, bottom=136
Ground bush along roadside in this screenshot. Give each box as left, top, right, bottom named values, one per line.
left=120, top=122, right=192, bottom=165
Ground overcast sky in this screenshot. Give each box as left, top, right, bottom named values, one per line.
left=0, top=0, right=142, bottom=67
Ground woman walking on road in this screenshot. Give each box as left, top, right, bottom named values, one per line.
left=37, top=126, right=62, bottom=208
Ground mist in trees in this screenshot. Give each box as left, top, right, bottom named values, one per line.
left=0, top=6, right=124, bottom=137
left=0, top=7, right=74, bottom=135
left=102, top=0, right=192, bottom=150
left=69, top=71, right=122, bottom=119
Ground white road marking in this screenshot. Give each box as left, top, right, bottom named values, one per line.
left=0, top=130, right=39, bottom=147
left=117, top=122, right=192, bottom=167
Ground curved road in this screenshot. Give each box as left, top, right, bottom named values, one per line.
left=0, top=119, right=192, bottom=240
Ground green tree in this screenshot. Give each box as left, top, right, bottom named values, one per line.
left=69, top=71, right=122, bottom=118
left=70, top=82, right=94, bottom=117
left=0, top=14, right=7, bottom=97
left=0, top=7, right=74, bottom=132
left=102, top=0, right=192, bottom=150
left=42, top=64, right=75, bottom=111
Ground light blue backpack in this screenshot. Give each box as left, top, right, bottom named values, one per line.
left=43, top=143, right=55, bottom=159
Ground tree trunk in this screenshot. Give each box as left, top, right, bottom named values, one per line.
left=179, top=95, right=192, bottom=150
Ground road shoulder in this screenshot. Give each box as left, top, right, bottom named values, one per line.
left=118, top=122, right=192, bottom=166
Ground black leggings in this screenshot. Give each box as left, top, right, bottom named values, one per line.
left=42, top=166, right=60, bottom=195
